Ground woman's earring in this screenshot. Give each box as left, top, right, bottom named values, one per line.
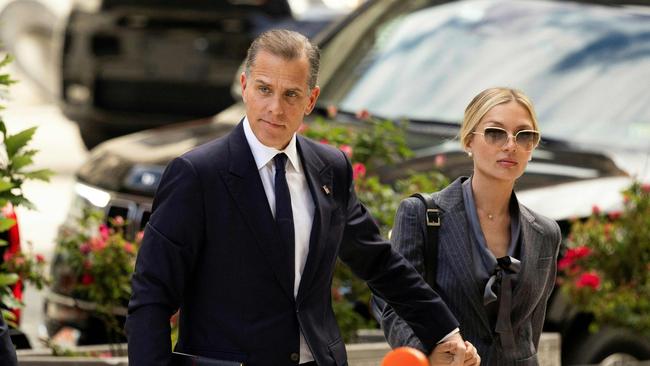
left=467, top=151, right=473, bottom=157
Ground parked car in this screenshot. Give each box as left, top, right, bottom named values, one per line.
left=59, top=0, right=353, bottom=148
left=47, top=0, right=650, bottom=363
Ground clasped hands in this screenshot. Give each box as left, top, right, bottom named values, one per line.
left=429, top=333, right=480, bottom=366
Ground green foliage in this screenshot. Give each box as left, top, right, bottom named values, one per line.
left=55, top=209, right=142, bottom=351
left=0, top=54, right=51, bottom=324
left=560, top=182, right=650, bottom=337
left=301, top=114, right=448, bottom=342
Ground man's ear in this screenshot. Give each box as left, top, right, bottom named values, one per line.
left=240, top=72, right=248, bottom=103
left=304, top=86, right=321, bottom=115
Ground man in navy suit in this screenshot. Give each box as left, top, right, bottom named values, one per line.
left=127, top=29, right=477, bottom=366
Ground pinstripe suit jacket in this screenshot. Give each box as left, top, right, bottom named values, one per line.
left=379, top=177, right=561, bottom=365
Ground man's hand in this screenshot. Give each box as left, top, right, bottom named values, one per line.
left=428, top=333, right=466, bottom=365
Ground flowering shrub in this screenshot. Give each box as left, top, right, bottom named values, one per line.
left=55, top=208, right=142, bottom=349
left=560, top=182, right=650, bottom=336
left=0, top=54, right=51, bottom=326
left=302, top=112, right=448, bottom=341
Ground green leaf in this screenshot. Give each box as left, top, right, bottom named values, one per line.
left=1, top=293, right=23, bottom=309
left=10, top=153, right=33, bottom=171
left=0, top=179, right=12, bottom=192
left=23, top=169, right=54, bottom=182
left=0, top=54, right=12, bottom=68
left=0, top=120, right=6, bottom=136
left=0, top=217, right=16, bottom=232
left=4, top=126, right=37, bottom=158
left=0, top=273, right=19, bottom=287
left=0, top=238, right=7, bottom=246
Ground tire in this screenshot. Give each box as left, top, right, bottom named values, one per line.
left=565, top=326, right=650, bottom=365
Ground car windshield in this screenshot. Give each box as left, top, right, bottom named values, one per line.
left=318, top=0, right=650, bottom=151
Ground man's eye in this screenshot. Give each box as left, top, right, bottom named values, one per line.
left=286, top=91, right=298, bottom=98
left=259, top=86, right=270, bottom=93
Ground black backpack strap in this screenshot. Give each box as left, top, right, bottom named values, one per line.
left=410, top=193, right=441, bottom=290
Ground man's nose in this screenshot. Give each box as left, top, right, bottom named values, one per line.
left=268, top=95, right=283, bottom=115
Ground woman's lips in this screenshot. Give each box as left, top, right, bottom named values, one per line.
left=497, top=159, right=518, bottom=168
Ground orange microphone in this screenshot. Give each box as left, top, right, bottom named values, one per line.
left=381, top=347, right=429, bottom=366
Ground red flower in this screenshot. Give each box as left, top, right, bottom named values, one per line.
left=136, top=231, right=145, bottom=243
left=35, top=254, right=45, bottom=263
left=608, top=211, right=622, bottom=220
left=592, top=205, right=601, bottom=215
left=352, top=162, right=366, bottom=180
left=576, top=272, right=600, bottom=289
left=90, top=237, right=107, bottom=252
left=320, top=138, right=330, bottom=145
left=339, top=144, right=353, bottom=158
left=565, top=246, right=591, bottom=260
left=81, top=273, right=94, bottom=285
left=642, top=184, right=650, bottom=193
left=355, top=109, right=371, bottom=121
left=558, top=257, right=574, bottom=271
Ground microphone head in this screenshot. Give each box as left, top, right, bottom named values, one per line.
left=381, top=347, right=429, bottom=366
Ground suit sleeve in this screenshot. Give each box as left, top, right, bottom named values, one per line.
left=126, top=157, right=205, bottom=366
left=531, top=220, right=562, bottom=347
left=336, top=152, right=458, bottom=353
left=0, top=316, right=17, bottom=366
left=377, top=198, right=429, bottom=353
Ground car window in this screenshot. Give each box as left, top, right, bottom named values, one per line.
left=318, top=0, right=650, bottom=150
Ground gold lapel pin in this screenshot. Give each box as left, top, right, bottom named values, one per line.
left=322, top=185, right=331, bottom=195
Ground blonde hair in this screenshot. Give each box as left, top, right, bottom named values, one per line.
left=460, top=87, right=539, bottom=149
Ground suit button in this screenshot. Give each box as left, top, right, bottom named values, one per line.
left=290, top=352, right=300, bottom=362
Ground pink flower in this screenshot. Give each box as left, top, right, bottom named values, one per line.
left=592, top=205, right=601, bottom=215
left=112, top=216, right=125, bottom=226
left=576, top=272, right=600, bottom=289
left=352, top=162, right=366, bottom=180
left=35, top=254, right=45, bottom=263
left=355, top=109, right=371, bottom=121
left=608, top=211, right=622, bottom=220
left=3, top=251, right=13, bottom=262
left=642, top=184, right=650, bottom=193
left=90, top=237, right=107, bottom=252
left=326, top=104, right=338, bottom=119
left=81, top=273, right=94, bottom=285
left=80, top=243, right=92, bottom=255
left=124, top=242, right=135, bottom=254
left=136, top=231, right=145, bottom=243
left=99, top=224, right=110, bottom=240
left=435, top=154, right=446, bottom=168
left=339, top=144, right=353, bottom=158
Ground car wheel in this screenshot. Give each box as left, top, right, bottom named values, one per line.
left=565, top=327, right=650, bottom=365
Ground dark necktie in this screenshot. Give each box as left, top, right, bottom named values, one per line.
left=274, top=153, right=295, bottom=290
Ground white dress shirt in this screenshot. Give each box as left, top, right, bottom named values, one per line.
left=243, top=117, right=315, bottom=363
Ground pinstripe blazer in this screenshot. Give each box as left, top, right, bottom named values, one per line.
left=379, top=177, right=561, bottom=365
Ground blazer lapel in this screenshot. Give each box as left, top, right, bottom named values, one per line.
left=511, top=207, right=548, bottom=329
left=436, top=179, right=492, bottom=332
left=221, top=122, right=294, bottom=299
left=296, top=137, right=336, bottom=302
left=440, top=209, right=492, bottom=332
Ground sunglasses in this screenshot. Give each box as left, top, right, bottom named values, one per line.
left=472, top=126, right=541, bottom=152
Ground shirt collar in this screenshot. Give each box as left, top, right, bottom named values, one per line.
left=243, top=116, right=301, bottom=173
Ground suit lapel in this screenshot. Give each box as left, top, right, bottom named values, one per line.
left=512, top=207, right=547, bottom=329
left=296, top=137, right=336, bottom=302
left=221, top=122, right=294, bottom=299
left=440, top=208, right=492, bottom=332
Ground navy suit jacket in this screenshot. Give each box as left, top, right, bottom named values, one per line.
left=126, top=121, right=459, bottom=366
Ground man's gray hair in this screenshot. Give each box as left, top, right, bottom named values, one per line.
left=245, top=29, right=320, bottom=90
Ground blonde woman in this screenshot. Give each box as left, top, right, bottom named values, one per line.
left=378, top=87, right=561, bottom=365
